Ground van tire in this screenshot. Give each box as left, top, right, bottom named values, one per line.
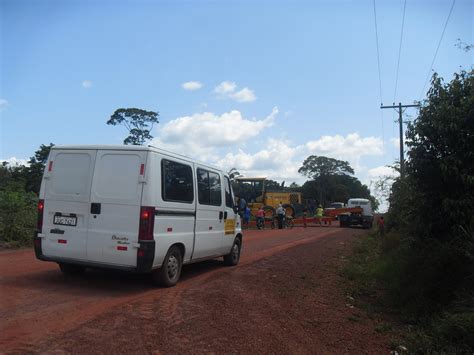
left=59, top=263, right=86, bottom=275
left=153, top=246, right=182, bottom=287
left=224, top=238, right=241, bottom=266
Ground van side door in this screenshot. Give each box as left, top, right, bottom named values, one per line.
left=222, top=175, right=237, bottom=253
left=193, top=167, right=224, bottom=259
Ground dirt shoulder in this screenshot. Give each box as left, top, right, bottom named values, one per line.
left=17, top=228, right=392, bottom=354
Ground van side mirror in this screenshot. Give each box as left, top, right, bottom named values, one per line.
left=233, top=206, right=239, bottom=214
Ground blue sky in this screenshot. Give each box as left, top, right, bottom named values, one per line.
left=1, top=0, right=472, bottom=206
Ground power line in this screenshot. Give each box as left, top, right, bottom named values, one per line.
left=419, top=0, right=456, bottom=101
left=372, top=0, right=385, bottom=160
left=393, top=0, right=407, bottom=102
left=373, top=0, right=383, bottom=105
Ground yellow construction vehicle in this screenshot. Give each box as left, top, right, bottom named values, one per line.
left=234, top=177, right=302, bottom=218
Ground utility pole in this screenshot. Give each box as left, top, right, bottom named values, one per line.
left=380, top=102, right=420, bottom=178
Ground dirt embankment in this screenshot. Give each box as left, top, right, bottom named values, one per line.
left=0, top=227, right=391, bottom=354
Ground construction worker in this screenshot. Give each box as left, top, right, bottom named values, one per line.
left=256, top=206, right=265, bottom=229
left=316, top=204, right=324, bottom=226
left=243, top=206, right=251, bottom=228
left=377, top=216, right=385, bottom=236
left=276, top=203, right=285, bottom=229
left=238, top=197, right=247, bottom=218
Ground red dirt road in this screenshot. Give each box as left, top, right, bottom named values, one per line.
left=0, top=226, right=391, bottom=354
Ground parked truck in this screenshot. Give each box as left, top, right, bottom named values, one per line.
left=329, top=198, right=374, bottom=229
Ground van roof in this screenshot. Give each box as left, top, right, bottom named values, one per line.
left=52, top=145, right=225, bottom=174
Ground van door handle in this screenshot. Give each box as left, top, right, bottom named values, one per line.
left=219, top=211, right=224, bottom=220
left=224, top=211, right=228, bottom=219
left=91, top=203, right=101, bottom=215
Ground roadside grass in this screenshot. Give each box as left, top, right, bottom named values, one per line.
left=342, top=230, right=474, bottom=353
left=0, top=189, right=36, bottom=248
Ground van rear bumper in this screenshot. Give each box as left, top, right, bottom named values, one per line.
left=33, top=234, right=156, bottom=273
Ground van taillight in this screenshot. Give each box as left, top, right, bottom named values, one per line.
left=138, top=206, right=155, bottom=241
left=37, top=199, right=44, bottom=232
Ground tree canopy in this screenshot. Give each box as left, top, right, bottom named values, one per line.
left=385, top=69, right=474, bottom=320
left=298, top=155, right=354, bottom=179
left=107, top=108, right=159, bottom=145
left=297, top=155, right=373, bottom=208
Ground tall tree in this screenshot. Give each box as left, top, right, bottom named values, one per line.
left=107, top=108, right=159, bottom=145
left=26, top=143, right=54, bottom=194
left=298, top=156, right=354, bottom=179
left=385, top=69, right=474, bottom=315
left=298, top=156, right=355, bottom=206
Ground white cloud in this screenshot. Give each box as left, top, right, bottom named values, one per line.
left=182, top=81, right=203, bottom=91
left=1, top=157, right=29, bottom=167
left=152, top=107, right=386, bottom=191
left=150, top=107, right=278, bottom=160
left=214, top=81, right=237, bottom=95
left=390, top=137, right=399, bottom=148
left=306, top=133, right=383, bottom=171
left=82, top=80, right=92, bottom=88
left=231, top=88, right=256, bottom=102
left=213, top=133, right=384, bottom=185
left=215, top=138, right=303, bottom=182
left=367, top=165, right=397, bottom=178
left=214, top=81, right=257, bottom=102
left=0, top=98, right=8, bottom=109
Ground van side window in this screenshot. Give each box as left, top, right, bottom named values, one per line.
left=225, top=177, right=233, bottom=208
left=197, top=168, right=222, bottom=206
left=161, top=159, right=194, bottom=203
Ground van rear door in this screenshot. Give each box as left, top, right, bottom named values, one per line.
left=42, top=149, right=96, bottom=261
left=87, top=150, right=147, bottom=267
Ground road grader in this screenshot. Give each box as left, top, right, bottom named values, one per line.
left=234, top=177, right=302, bottom=219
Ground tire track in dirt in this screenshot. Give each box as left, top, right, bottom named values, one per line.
left=28, top=228, right=383, bottom=354
left=1, top=227, right=345, bottom=353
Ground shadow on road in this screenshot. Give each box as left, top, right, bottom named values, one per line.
left=2, top=258, right=228, bottom=296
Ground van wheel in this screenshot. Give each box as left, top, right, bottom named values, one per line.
left=224, top=238, right=241, bottom=266
left=59, top=263, right=86, bottom=275
left=153, top=246, right=182, bottom=287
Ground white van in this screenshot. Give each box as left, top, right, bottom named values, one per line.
left=34, top=145, right=242, bottom=287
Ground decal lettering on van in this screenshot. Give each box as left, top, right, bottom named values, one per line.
left=224, top=219, right=235, bottom=235
left=112, top=235, right=129, bottom=241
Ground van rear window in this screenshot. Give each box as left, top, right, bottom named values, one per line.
left=50, top=153, right=92, bottom=197
left=162, top=159, right=194, bottom=203
left=94, top=153, right=141, bottom=201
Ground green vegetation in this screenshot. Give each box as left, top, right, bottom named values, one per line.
left=299, top=156, right=377, bottom=209
left=344, top=70, right=474, bottom=352
left=0, top=144, right=53, bottom=247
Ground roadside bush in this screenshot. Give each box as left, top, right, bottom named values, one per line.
left=0, top=188, right=37, bottom=247
left=345, top=70, right=474, bottom=352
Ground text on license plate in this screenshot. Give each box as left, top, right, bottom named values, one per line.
left=54, top=215, right=77, bottom=226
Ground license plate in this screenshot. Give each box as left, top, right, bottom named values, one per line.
left=54, top=215, right=77, bottom=226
